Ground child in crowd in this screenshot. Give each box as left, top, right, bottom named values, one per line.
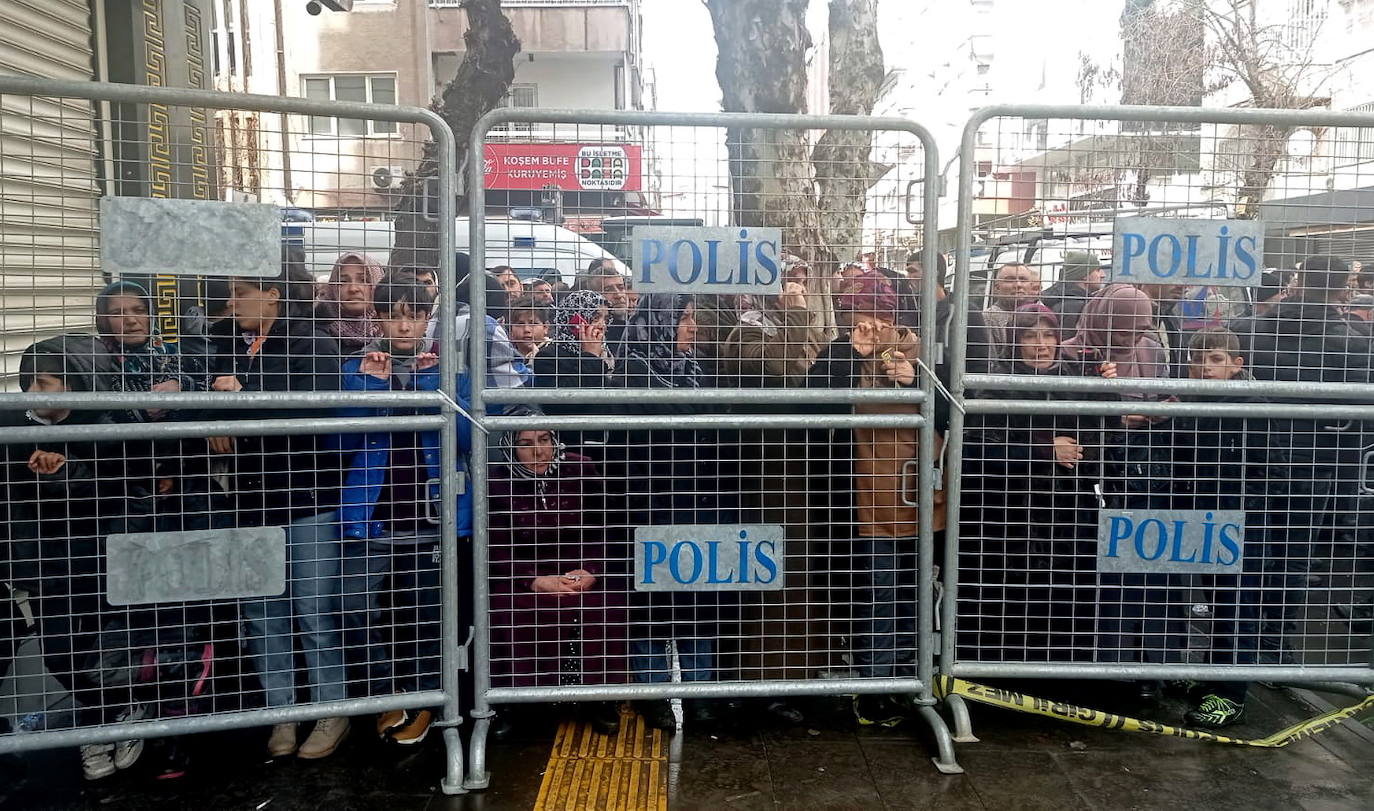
left=1169, top=327, right=1272, bottom=727
left=337, top=274, right=468, bottom=747
left=3, top=336, right=148, bottom=779
left=504, top=295, right=551, bottom=365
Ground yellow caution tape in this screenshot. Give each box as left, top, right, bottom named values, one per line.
left=935, top=676, right=1374, bottom=748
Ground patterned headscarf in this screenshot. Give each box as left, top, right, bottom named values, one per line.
left=495, top=407, right=567, bottom=481
left=550, top=289, right=610, bottom=352
left=317, top=252, right=384, bottom=350
left=622, top=292, right=701, bottom=388
left=95, top=279, right=183, bottom=420
left=834, top=270, right=898, bottom=322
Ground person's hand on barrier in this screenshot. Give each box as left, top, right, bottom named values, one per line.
left=147, top=378, right=180, bottom=420
left=778, top=282, right=808, bottom=311
left=415, top=352, right=439, bottom=371
left=851, top=321, right=879, bottom=357
left=883, top=350, right=916, bottom=386
left=1098, top=362, right=1118, bottom=379
left=1053, top=436, right=1083, bottom=469
left=212, top=375, right=243, bottom=393
left=158, top=478, right=176, bottom=495
left=207, top=436, right=235, bottom=454
left=27, top=450, right=65, bottom=475
left=1121, top=414, right=1150, bottom=429
left=361, top=351, right=392, bottom=380
left=531, top=575, right=578, bottom=594
left=564, top=569, right=596, bottom=591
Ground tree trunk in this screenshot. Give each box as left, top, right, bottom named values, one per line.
left=705, top=0, right=828, bottom=264
left=389, top=0, right=519, bottom=273
left=1235, top=123, right=1290, bottom=219
left=812, top=0, right=884, bottom=264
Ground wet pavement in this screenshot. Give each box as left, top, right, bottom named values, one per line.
left=2, top=681, right=1372, bottom=810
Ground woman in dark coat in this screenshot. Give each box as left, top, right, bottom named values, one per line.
left=960, top=304, right=1104, bottom=662
left=531, top=290, right=614, bottom=457
left=615, top=293, right=737, bottom=728
left=488, top=416, right=624, bottom=735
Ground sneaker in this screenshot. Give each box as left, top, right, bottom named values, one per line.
left=1136, top=680, right=1161, bottom=701
left=113, top=705, right=146, bottom=770
left=853, top=695, right=906, bottom=728
left=80, top=743, right=116, bottom=781
left=267, top=722, right=298, bottom=758
left=633, top=699, right=677, bottom=731
left=765, top=700, right=805, bottom=725
left=376, top=709, right=407, bottom=738
left=386, top=710, right=433, bottom=746
left=1185, top=694, right=1246, bottom=728
left=297, top=717, right=350, bottom=759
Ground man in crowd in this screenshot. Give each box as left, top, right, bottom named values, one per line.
left=1041, top=250, right=1106, bottom=333
left=982, top=262, right=1041, bottom=358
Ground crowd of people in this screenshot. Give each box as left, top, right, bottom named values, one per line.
left=2, top=241, right=1371, bottom=781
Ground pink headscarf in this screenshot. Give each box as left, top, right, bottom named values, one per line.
left=1060, top=284, right=1165, bottom=380
left=318, top=252, right=384, bottom=349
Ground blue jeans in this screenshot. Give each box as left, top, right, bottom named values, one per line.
left=242, top=511, right=346, bottom=707
left=340, top=538, right=443, bottom=696
left=630, top=638, right=715, bottom=683
left=854, top=536, right=917, bottom=679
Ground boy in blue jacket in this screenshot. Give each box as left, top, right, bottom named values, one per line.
left=338, top=274, right=471, bottom=746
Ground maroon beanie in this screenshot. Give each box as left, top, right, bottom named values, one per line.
left=835, top=270, right=898, bottom=322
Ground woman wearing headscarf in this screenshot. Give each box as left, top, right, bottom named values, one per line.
left=614, top=293, right=737, bottom=728
left=317, top=252, right=384, bottom=352
left=95, top=279, right=194, bottom=422
left=487, top=409, right=624, bottom=736
left=1060, top=285, right=1182, bottom=690
left=532, top=290, right=614, bottom=456
left=959, top=304, right=1104, bottom=662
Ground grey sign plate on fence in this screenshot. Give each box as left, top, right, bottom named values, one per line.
left=106, top=527, right=287, bottom=605
left=634, top=524, right=785, bottom=591
left=630, top=226, right=784, bottom=293
left=101, top=196, right=281, bottom=278
left=1097, top=509, right=1246, bottom=575
left=1110, top=216, right=1265, bottom=288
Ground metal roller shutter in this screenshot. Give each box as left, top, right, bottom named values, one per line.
left=0, top=0, right=99, bottom=385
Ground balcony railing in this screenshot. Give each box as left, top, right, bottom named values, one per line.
left=430, top=0, right=631, bottom=7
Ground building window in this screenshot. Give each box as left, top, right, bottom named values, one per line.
left=301, top=75, right=399, bottom=137
left=496, top=84, right=538, bottom=133
left=1334, top=103, right=1374, bottom=167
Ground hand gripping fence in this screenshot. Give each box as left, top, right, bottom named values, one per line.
left=0, top=76, right=470, bottom=793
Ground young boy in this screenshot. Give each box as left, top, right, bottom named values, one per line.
left=338, top=274, right=472, bottom=746
left=4, top=336, right=148, bottom=779
left=1170, top=327, right=1270, bottom=727
left=504, top=295, right=551, bottom=365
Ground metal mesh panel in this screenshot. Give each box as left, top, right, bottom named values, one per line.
left=469, top=114, right=936, bottom=703
left=948, top=107, right=1374, bottom=682
left=0, top=78, right=464, bottom=793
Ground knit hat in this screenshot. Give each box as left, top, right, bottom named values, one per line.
left=1061, top=251, right=1102, bottom=282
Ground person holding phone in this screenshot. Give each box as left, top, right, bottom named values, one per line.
left=531, top=290, right=614, bottom=457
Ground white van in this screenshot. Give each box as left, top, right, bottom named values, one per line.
left=298, top=217, right=628, bottom=285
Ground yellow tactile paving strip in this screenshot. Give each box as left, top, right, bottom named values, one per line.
left=533, top=706, right=668, bottom=810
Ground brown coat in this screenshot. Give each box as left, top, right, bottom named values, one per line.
left=853, top=327, right=947, bottom=538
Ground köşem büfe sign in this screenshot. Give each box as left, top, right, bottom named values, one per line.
left=634, top=525, right=785, bottom=591
left=1097, top=509, right=1246, bottom=574
left=1111, top=216, right=1265, bottom=288
left=630, top=226, right=783, bottom=293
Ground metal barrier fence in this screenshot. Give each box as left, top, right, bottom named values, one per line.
left=460, top=107, right=960, bottom=786
left=0, top=77, right=469, bottom=793
left=944, top=103, right=1374, bottom=741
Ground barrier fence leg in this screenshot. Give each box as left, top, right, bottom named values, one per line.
left=946, top=693, right=980, bottom=743
left=917, top=701, right=965, bottom=775
left=441, top=724, right=467, bottom=795
left=464, top=708, right=494, bottom=791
